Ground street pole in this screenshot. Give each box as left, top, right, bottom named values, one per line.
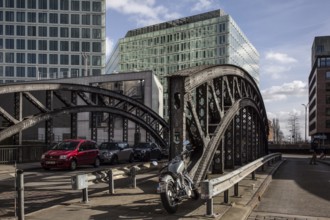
left=302, top=104, right=308, bottom=142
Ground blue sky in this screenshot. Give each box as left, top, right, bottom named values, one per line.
left=105, top=0, right=330, bottom=140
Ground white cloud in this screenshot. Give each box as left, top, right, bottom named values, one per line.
left=106, top=0, right=181, bottom=26
left=191, top=0, right=213, bottom=12
left=265, top=52, right=297, bottom=64
left=105, top=37, right=114, bottom=60
left=261, top=80, right=307, bottom=102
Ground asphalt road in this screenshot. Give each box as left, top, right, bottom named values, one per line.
left=249, top=155, right=330, bottom=219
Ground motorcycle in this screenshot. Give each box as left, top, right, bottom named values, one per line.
left=156, top=140, right=199, bottom=214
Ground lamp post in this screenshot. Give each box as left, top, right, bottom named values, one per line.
left=302, top=103, right=309, bottom=142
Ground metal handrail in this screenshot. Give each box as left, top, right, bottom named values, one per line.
left=200, top=153, right=282, bottom=216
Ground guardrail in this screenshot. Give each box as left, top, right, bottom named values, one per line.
left=200, top=153, right=282, bottom=216
left=71, top=161, right=165, bottom=203
left=0, top=145, right=47, bottom=164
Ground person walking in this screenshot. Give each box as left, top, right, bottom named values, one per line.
left=310, top=139, right=318, bottom=165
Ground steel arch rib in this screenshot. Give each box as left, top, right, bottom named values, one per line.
left=190, top=98, right=267, bottom=184
left=0, top=106, right=167, bottom=148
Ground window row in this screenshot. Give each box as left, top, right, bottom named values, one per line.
left=0, top=53, right=102, bottom=66
left=0, top=66, right=102, bottom=78
left=1, top=12, right=102, bottom=25
left=0, top=0, right=102, bottom=12
left=0, top=25, right=102, bottom=39
left=0, top=39, right=102, bottom=52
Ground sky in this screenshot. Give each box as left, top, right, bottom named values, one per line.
left=104, top=0, right=330, bottom=141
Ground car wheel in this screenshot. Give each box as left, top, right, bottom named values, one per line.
left=94, top=157, right=100, bottom=168
left=70, top=160, right=77, bottom=171
left=128, top=154, right=134, bottom=163
left=111, top=155, right=118, bottom=165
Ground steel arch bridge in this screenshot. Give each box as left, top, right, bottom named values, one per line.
left=0, top=83, right=168, bottom=148
left=168, top=64, right=268, bottom=184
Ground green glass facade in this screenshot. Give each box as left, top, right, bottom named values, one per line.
left=106, top=10, right=259, bottom=120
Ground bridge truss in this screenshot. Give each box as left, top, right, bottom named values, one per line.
left=168, top=65, right=269, bottom=184
left=0, top=83, right=168, bottom=148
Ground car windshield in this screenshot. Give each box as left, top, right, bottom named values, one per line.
left=52, top=141, right=79, bottom=150
left=99, top=143, right=118, bottom=150
left=134, top=143, right=150, bottom=149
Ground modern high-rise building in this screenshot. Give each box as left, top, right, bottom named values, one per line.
left=0, top=0, right=106, bottom=84
left=309, top=36, right=330, bottom=142
left=106, top=9, right=259, bottom=120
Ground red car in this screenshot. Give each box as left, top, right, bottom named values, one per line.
left=41, top=139, right=100, bottom=170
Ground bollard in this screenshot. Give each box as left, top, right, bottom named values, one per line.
left=16, top=169, right=24, bottom=220
left=130, top=167, right=137, bottom=188
left=206, top=198, right=213, bottom=217
left=234, top=183, right=239, bottom=197
left=108, top=169, right=114, bottom=194
left=252, top=171, right=256, bottom=180
left=224, top=190, right=229, bottom=204
left=261, top=164, right=265, bottom=171
left=82, top=188, right=88, bottom=203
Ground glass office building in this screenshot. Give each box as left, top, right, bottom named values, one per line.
left=0, top=0, right=106, bottom=84
left=106, top=9, right=259, bottom=120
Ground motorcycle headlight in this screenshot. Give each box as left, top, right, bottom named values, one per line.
left=59, top=155, right=67, bottom=160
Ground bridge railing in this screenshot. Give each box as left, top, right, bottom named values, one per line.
left=71, top=161, right=166, bottom=203
left=0, top=145, right=47, bottom=164
left=200, top=153, right=282, bottom=216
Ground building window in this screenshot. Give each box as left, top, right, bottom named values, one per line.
left=28, top=67, right=36, bottom=77
left=82, top=1, right=90, bottom=11
left=16, top=53, right=25, bottom=63
left=92, top=29, right=101, bottom=39
left=38, top=13, right=47, bottom=23
left=60, top=41, right=69, bottom=51
left=5, top=25, right=14, bottom=35
left=71, top=41, right=79, bottom=51
left=38, top=40, right=47, bottom=50
left=92, top=15, right=101, bottom=25
left=38, top=26, right=47, bottom=37
left=28, top=26, right=36, bottom=36
left=319, top=57, right=330, bottom=67
left=0, top=25, right=2, bottom=35
left=49, top=54, right=58, bottom=64
left=83, top=15, right=91, bottom=26
left=49, top=13, right=58, bottom=23
left=71, top=55, right=79, bottom=65
left=49, top=27, right=58, bottom=37
left=5, top=11, right=14, bottom=21
left=27, top=12, right=36, bottom=22
left=326, top=120, right=330, bottom=128
left=0, top=52, right=2, bottom=62
left=71, top=1, right=79, bottom=11
left=5, top=66, right=14, bottom=77
left=60, top=68, right=69, bottom=77
left=16, top=39, right=25, bottom=49
left=38, top=54, right=47, bottom=64
left=0, top=12, right=2, bottom=21
left=60, top=0, right=68, bottom=10
left=17, top=0, right=25, bottom=8
left=82, top=42, right=90, bottom=52
left=92, top=2, right=101, bottom=12
left=92, top=56, right=101, bottom=66
left=71, top=28, right=79, bottom=38
left=5, top=0, right=14, bottom=8
left=49, top=68, right=57, bottom=78
left=16, top=26, right=25, bottom=36
left=82, top=28, right=90, bottom=38
left=5, top=53, right=14, bottom=63
left=326, top=96, right=330, bottom=104
left=71, top=14, right=79, bottom=24
left=0, top=39, right=3, bottom=49
left=92, top=69, right=101, bottom=76
left=71, top=68, right=79, bottom=77
left=49, top=0, right=58, bottom=10
left=326, top=108, right=330, bottom=116
left=93, top=42, right=101, bottom=52
left=28, top=0, right=36, bottom=9
left=38, top=0, right=47, bottom=9
left=60, top=27, right=69, bottom=37
left=16, top=12, right=25, bottom=22
left=5, top=39, right=14, bottom=49
left=27, top=53, right=36, bottom=63
left=60, top=55, right=69, bottom=65
left=27, top=40, right=36, bottom=50
left=17, top=67, right=25, bottom=77
left=38, top=67, right=47, bottom=78
left=49, top=41, right=57, bottom=51
left=60, top=14, right=69, bottom=24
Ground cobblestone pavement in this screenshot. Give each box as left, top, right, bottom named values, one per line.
left=248, top=211, right=330, bottom=220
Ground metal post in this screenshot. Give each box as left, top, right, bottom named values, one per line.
left=261, top=164, right=264, bottom=171
left=252, top=171, right=256, bottom=180
left=82, top=188, right=88, bottom=203
left=130, top=167, right=136, bottom=188
left=108, top=170, right=114, bottom=194
left=206, top=198, right=213, bottom=217
left=234, top=183, right=239, bottom=197
left=16, top=169, right=24, bottom=220
left=224, top=190, right=229, bottom=204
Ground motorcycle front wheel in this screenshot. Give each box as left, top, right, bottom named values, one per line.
left=160, top=175, right=178, bottom=214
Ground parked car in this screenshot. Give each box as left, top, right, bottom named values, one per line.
left=133, top=142, right=162, bottom=161
left=98, top=142, right=134, bottom=164
left=40, top=139, right=100, bottom=171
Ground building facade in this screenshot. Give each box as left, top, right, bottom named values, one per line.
left=309, top=36, right=330, bottom=142
left=106, top=9, right=259, bottom=120
left=0, top=0, right=106, bottom=84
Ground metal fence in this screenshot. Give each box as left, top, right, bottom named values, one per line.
left=0, top=145, right=47, bottom=164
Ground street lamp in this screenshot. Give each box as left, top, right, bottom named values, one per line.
left=302, top=103, right=309, bottom=142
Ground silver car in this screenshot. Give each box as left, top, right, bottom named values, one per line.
left=98, top=142, right=134, bottom=164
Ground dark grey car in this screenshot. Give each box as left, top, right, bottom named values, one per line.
left=133, top=142, right=162, bottom=161
left=98, top=142, right=134, bottom=164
